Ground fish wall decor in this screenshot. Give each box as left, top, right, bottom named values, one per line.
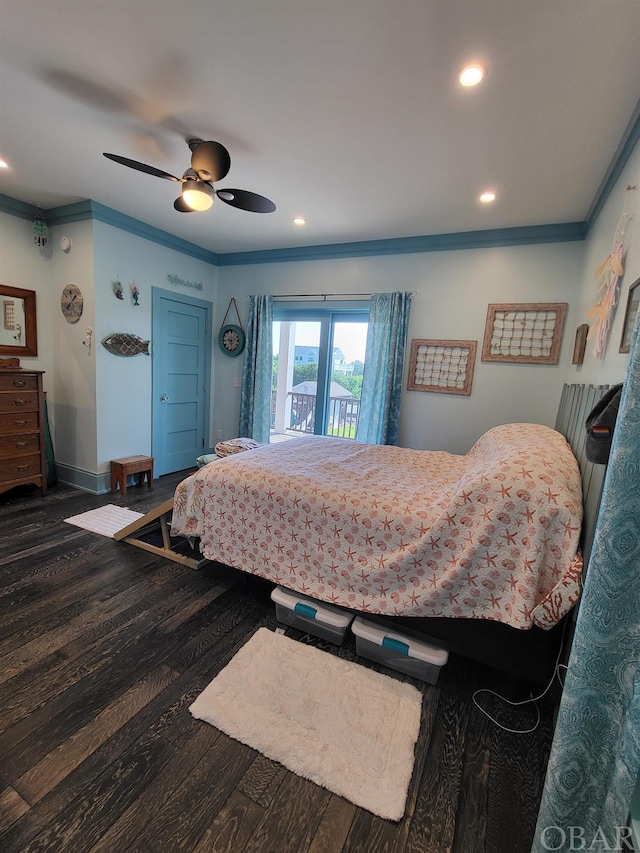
left=102, top=333, right=150, bottom=357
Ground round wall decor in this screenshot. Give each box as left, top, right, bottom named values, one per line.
left=61, top=284, right=83, bottom=323
left=217, top=298, right=246, bottom=356
left=218, top=324, right=245, bottom=356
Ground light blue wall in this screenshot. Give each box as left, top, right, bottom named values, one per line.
left=0, top=205, right=218, bottom=492
left=214, top=241, right=584, bottom=453
left=92, top=220, right=217, bottom=486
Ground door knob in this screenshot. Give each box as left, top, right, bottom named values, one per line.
left=160, top=394, right=169, bottom=403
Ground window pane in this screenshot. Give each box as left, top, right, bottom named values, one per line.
left=272, top=313, right=368, bottom=442
left=326, top=321, right=367, bottom=439
left=272, top=321, right=322, bottom=440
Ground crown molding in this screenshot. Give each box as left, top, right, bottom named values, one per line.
left=217, top=222, right=586, bottom=266
left=584, top=98, right=640, bottom=235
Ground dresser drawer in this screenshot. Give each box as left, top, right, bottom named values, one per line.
left=0, top=391, right=39, bottom=414
left=0, top=433, right=41, bottom=459
left=0, top=374, right=39, bottom=392
left=0, top=411, right=39, bottom=435
left=0, top=369, right=46, bottom=497
left=0, top=454, right=42, bottom=483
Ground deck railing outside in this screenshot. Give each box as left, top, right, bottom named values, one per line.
left=270, top=391, right=360, bottom=439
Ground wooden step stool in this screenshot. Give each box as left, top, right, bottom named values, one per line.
left=111, top=455, right=154, bottom=495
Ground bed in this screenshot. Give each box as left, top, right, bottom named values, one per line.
left=171, top=421, right=584, bottom=640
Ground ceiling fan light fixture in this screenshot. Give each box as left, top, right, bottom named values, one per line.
left=459, top=64, right=485, bottom=87
left=182, top=180, right=214, bottom=211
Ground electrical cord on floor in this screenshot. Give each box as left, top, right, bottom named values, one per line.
left=556, top=662, right=568, bottom=687
left=472, top=619, right=570, bottom=734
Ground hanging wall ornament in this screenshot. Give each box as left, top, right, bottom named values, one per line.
left=587, top=185, right=636, bottom=359
left=33, top=212, right=48, bottom=247
left=218, top=297, right=246, bottom=356
left=102, top=333, right=150, bottom=356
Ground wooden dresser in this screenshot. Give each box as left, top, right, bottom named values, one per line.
left=0, top=368, right=47, bottom=496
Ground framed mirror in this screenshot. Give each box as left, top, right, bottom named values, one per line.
left=0, top=284, right=38, bottom=357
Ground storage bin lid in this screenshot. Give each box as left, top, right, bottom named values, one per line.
left=271, top=586, right=353, bottom=628
left=352, top=617, right=449, bottom=666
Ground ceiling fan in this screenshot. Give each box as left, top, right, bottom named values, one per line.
left=103, top=138, right=276, bottom=214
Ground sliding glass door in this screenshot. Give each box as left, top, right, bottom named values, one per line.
left=272, top=310, right=368, bottom=442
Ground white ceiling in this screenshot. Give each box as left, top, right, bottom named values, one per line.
left=1, top=0, right=639, bottom=256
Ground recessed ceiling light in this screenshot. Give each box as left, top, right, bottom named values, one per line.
left=459, top=65, right=485, bottom=87
left=479, top=191, right=496, bottom=203
left=293, top=217, right=306, bottom=226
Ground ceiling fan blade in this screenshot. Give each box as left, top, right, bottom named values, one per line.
left=173, top=196, right=194, bottom=212
left=216, top=189, right=276, bottom=213
left=190, top=140, right=231, bottom=182
left=103, top=152, right=180, bottom=181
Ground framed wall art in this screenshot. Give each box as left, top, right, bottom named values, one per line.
left=619, top=278, right=640, bottom=354
left=407, top=339, right=477, bottom=395
left=481, top=302, right=567, bottom=364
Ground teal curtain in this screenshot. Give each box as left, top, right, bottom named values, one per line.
left=532, top=306, right=640, bottom=851
left=356, top=291, right=412, bottom=445
left=238, top=295, right=273, bottom=443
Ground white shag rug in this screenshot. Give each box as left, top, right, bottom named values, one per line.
left=189, top=627, right=423, bottom=821
left=64, top=504, right=143, bottom=538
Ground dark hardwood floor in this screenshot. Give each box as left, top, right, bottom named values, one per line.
left=0, top=472, right=557, bottom=852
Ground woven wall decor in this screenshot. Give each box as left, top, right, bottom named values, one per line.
left=481, top=303, right=567, bottom=364
left=407, top=339, right=477, bottom=395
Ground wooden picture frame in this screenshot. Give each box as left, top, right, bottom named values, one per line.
left=407, top=339, right=477, bottom=395
left=481, top=302, right=567, bottom=364
left=619, top=278, right=640, bottom=354
left=572, top=323, right=589, bottom=365
left=0, top=284, right=38, bottom=357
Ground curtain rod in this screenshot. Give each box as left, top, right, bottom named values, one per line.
left=272, top=293, right=372, bottom=301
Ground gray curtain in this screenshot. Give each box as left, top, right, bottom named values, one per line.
left=356, top=291, right=412, bottom=445
left=531, top=305, right=640, bottom=851
left=238, top=295, right=273, bottom=443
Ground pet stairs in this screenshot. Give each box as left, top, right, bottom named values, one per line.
left=113, top=497, right=209, bottom=570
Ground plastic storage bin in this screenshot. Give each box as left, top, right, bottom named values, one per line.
left=270, top=586, right=353, bottom=645
left=351, top=616, right=449, bottom=684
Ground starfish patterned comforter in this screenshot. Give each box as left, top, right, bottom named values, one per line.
left=171, top=423, right=584, bottom=630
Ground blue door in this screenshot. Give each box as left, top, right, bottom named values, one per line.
left=152, top=288, right=212, bottom=476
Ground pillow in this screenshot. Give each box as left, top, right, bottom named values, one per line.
left=214, top=437, right=261, bottom=457
left=196, top=454, right=222, bottom=468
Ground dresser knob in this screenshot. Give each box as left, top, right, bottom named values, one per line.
left=13, top=380, right=26, bottom=388
left=14, top=419, right=27, bottom=426
left=16, top=441, right=28, bottom=448
left=14, top=399, right=27, bottom=406
left=17, top=464, right=30, bottom=472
